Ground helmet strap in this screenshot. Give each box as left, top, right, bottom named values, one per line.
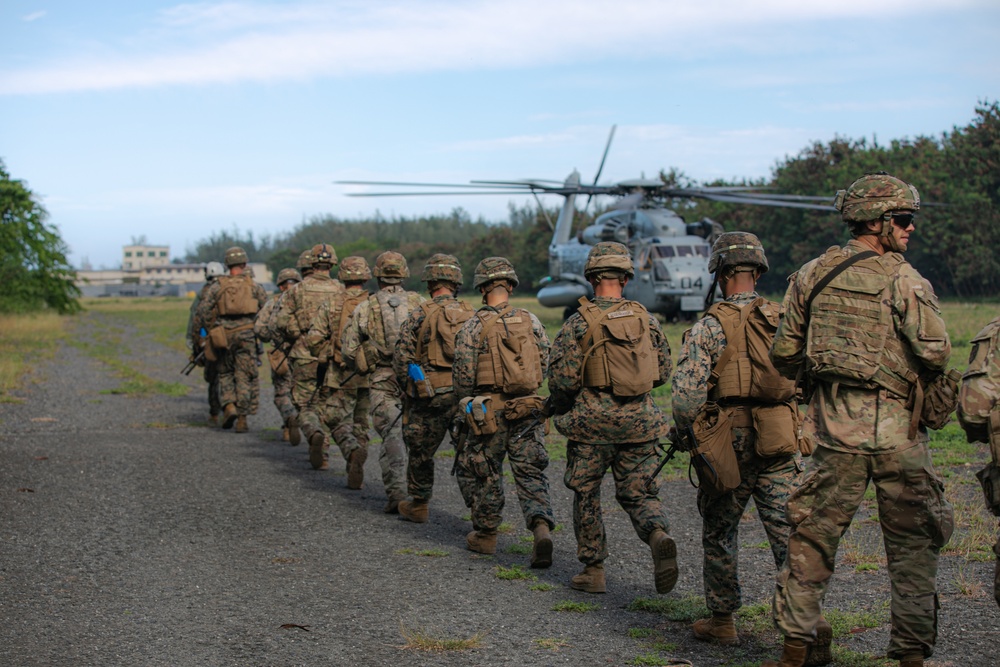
left=881, top=214, right=904, bottom=253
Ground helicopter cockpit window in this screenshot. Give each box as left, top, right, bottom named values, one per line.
left=652, top=245, right=675, bottom=258
left=653, top=262, right=670, bottom=282
left=693, top=245, right=709, bottom=257
left=676, top=246, right=694, bottom=257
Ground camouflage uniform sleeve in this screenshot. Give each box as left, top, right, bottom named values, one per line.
left=452, top=315, right=483, bottom=401
left=340, top=299, right=369, bottom=368
left=274, top=287, right=301, bottom=343
left=253, top=282, right=267, bottom=308
left=671, top=317, right=723, bottom=428
left=649, top=314, right=672, bottom=387
left=392, top=307, right=424, bottom=386
left=254, top=296, right=276, bottom=341
left=547, top=314, right=584, bottom=415
left=892, top=263, right=951, bottom=373
left=770, top=270, right=807, bottom=380
left=187, top=293, right=202, bottom=347
left=305, top=300, right=334, bottom=361
left=195, top=282, right=220, bottom=331
left=528, top=311, right=551, bottom=378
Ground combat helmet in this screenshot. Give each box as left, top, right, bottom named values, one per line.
left=338, top=256, right=372, bottom=283
left=421, top=253, right=463, bottom=287
left=310, top=243, right=338, bottom=268
left=473, top=257, right=519, bottom=290
left=835, top=172, right=920, bottom=252
left=296, top=249, right=314, bottom=276
left=584, top=242, right=634, bottom=279
left=708, top=232, right=768, bottom=275
left=204, top=261, right=226, bottom=279
left=373, top=251, right=409, bottom=284
left=224, top=246, right=249, bottom=267
left=276, top=268, right=301, bottom=286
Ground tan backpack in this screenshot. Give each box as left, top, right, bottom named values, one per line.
left=578, top=297, right=658, bottom=397
left=216, top=275, right=259, bottom=316
left=474, top=305, right=543, bottom=396
left=407, top=300, right=476, bottom=398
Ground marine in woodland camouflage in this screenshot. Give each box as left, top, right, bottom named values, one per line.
left=452, top=302, right=554, bottom=532
left=672, top=289, right=800, bottom=614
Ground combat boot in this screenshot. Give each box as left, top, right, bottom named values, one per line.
left=692, top=613, right=738, bottom=646
left=282, top=427, right=289, bottom=442
left=466, top=530, right=498, bottom=555
left=761, top=639, right=808, bottom=667
left=222, top=404, right=238, bottom=430
left=209, top=413, right=219, bottom=426
left=803, top=616, right=832, bottom=666
left=383, top=493, right=405, bottom=514
left=235, top=415, right=248, bottom=433
left=347, top=446, right=367, bottom=489
left=570, top=563, right=606, bottom=594
left=308, top=432, right=327, bottom=470
left=398, top=498, right=429, bottom=523
left=530, top=519, right=553, bottom=569
left=649, top=529, right=678, bottom=594
left=286, top=415, right=301, bottom=446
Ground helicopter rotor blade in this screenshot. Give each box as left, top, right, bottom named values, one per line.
left=337, top=180, right=518, bottom=189
left=586, top=124, right=617, bottom=211
left=343, top=190, right=538, bottom=197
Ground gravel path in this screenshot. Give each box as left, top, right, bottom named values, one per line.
left=1, top=309, right=997, bottom=666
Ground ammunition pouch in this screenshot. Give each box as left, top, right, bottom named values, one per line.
left=462, top=395, right=499, bottom=436
left=268, top=347, right=289, bottom=375
left=690, top=402, right=741, bottom=496
left=503, top=395, right=550, bottom=435
left=201, top=336, right=218, bottom=363
left=208, top=325, right=229, bottom=351
left=751, top=402, right=799, bottom=458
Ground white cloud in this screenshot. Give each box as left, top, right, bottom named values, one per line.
left=0, top=0, right=974, bottom=95
left=22, top=11, right=47, bottom=22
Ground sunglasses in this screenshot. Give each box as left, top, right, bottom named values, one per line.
left=887, top=212, right=916, bottom=229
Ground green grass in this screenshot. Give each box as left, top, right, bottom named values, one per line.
left=0, top=312, right=69, bottom=401
left=627, top=595, right=710, bottom=622
left=629, top=653, right=671, bottom=666
left=551, top=600, right=600, bottom=612
left=494, top=564, right=537, bottom=581
left=628, top=627, right=656, bottom=638
left=396, top=548, right=449, bottom=557
left=399, top=624, right=484, bottom=651
left=506, top=543, right=532, bottom=555
left=529, top=582, right=557, bottom=591
left=533, top=637, right=570, bottom=650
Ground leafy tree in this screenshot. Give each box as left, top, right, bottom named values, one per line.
left=0, top=160, right=80, bottom=314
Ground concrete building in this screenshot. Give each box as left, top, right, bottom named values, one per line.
left=122, top=244, right=170, bottom=271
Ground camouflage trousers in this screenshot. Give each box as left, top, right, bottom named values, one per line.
left=311, top=386, right=370, bottom=465
left=203, top=360, right=221, bottom=416
left=698, top=428, right=801, bottom=614
left=564, top=439, right=670, bottom=566
left=403, top=393, right=462, bottom=502
left=370, top=386, right=406, bottom=499
left=271, top=368, right=296, bottom=423
left=218, top=329, right=259, bottom=416
left=774, top=444, right=954, bottom=660
left=456, top=415, right=554, bottom=533
left=290, top=359, right=323, bottom=443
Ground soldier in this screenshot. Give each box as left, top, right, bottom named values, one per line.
left=450, top=257, right=555, bottom=565
left=672, top=233, right=815, bottom=652
left=303, top=257, right=372, bottom=476
left=274, top=244, right=343, bottom=455
left=765, top=173, right=954, bottom=667
left=196, top=247, right=267, bottom=433
left=547, top=241, right=677, bottom=595
left=957, top=315, right=1000, bottom=608
left=392, top=254, right=475, bottom=519
left=342, top=252, right=424, bottom=508
left=188, top=261, right=226, bottom=424
left=254, top=267, right=301, bottom=441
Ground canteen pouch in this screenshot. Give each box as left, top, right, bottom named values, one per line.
left=208, top=325, right=229, bottom=351
left=691, top=403, right=741, bottom=495
left=752, top=403, right=799, bottom=458
left=202, top=336, right=218, bottom=363
left=465, top=395, right=499, bottom=436
left=268, top=347, right=289, bottom=375
left=503, top=395, right=550, bottom=435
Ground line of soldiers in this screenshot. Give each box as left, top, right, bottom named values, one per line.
left=184, top=170, right=999, bottom=667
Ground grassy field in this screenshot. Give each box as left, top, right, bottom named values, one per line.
left=0, top=312, right=69, bottom=402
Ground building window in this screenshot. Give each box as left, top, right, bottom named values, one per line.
left=125, top=251, right=132, bottom=257
left=159, top=251, right=167, bottom=257
left=136, top=251, right=143, bottom=257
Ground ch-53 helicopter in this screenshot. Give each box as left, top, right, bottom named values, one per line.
left=338, top=127, right=835, bottom=319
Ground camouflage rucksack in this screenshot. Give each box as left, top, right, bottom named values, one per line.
left=959, top=317, right=1000, bottom=447
left=407, top=299, right=475, bottom=398
left=474, top=305, right=543, bottom=396
left=577, top=297, right=658, bottom=397
left=216, top=275, right=259, bottom=316
left=367, top=288, right=420, bottom=363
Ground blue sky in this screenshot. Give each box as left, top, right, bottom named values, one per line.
left=2, top=0, right=998, bottom=269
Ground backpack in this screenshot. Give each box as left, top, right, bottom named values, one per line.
left=959, top=317, right=1000, bottom=447
left=332, top=291, right=368, bottom=365
left=474, top=305, right=543, bottom=396
left=216, top=275, right=259, bottom=316
left=578, top=297, right=658, bottom=397
left=367, top=289, right=418, bottom=361
left=407, top=300, right=476, bottom=398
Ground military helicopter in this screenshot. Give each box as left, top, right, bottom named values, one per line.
left=338, top=127, right=835, bottom=319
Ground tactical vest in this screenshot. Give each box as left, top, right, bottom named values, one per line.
left=806, top=250, right=921, bottom=398
left=367, top=289, right=415, bottom=365
left=254, top=295, right=279, bottom=342
left=707, top=298, right=796, bottom=404
left=415, top=299, right=475, bottom=392
left=959, top=318, right=1000, bottom=443
left=474, top=305, right=543, bottom=396
left=578, top=297, right=658, bottom=397
left=332, top=290, right=369, bottom=365
left=294, top=278, right=341, bottom=333
left=216, top=275, right=258, bottom=316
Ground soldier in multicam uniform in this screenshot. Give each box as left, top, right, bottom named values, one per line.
left=254, top=267, right=301, bottom=441
left=188, top=261, right=226, bottom=425
left=765, top=173, right=954, bottom=667
left=451, top=257, right=555, bottom=565
left=342, top=252, right=424, bottom=508
left=672, top=233, right=817, bottom=653
left=391, top=254, right=474, bottom=519
left=196, top=247, right=267, bottom=433
left=957, top=315, right=1000, bottom=608
left=274, top=244, right=344, bottom=456
left=547, top=241, right=677, bottom=595
left=303, top=257, right=372, bottom=478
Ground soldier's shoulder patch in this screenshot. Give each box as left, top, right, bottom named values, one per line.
left=607, top=309, right=635, bottom=319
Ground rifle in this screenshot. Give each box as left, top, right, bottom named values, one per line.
left=181, top=350, right=206, bottom=375
left=642, top=426, right=694, bottom=492
left=255, top=338, right=264, bottom=367
left=450, top=414, right=469, bottom=476
left=511, top=396, right=552, bottom=442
